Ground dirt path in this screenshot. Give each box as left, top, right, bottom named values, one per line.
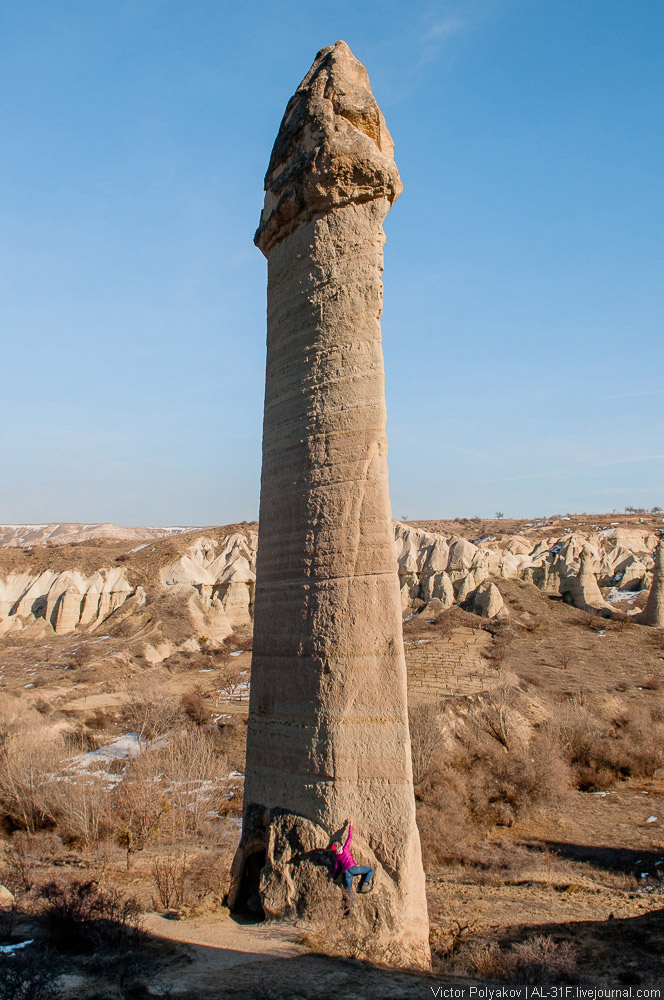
left=142, top=911, right=306, bottom=991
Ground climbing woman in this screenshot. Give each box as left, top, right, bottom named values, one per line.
left=329, top=819, right=374, bottom=914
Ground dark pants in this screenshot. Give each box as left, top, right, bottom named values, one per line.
left=341, top=865, right=374, bottom=910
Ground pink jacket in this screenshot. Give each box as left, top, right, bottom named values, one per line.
left=330, top=824, right=355, bottom=878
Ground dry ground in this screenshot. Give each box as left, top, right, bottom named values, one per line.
left=1, top=513, right=664, bottom=995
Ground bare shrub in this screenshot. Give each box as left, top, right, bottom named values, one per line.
left=415, top=770, right=473, bottom=868
left=408, top=703, right=442, bottom=784
left=1, top=839, right=35, bottom=896
left=0, top=698, right=63, bottom=833
left=120, top=686, right=183, bottom=752
left=115, top=729, right=227, bottom=851
left=505, top=934, right=577, bottom=984
left=85, top=708, right=111, bottom=731
left=114, top=753, right=167, bottom=858
left=180, top=692, right=208, bottom=726
left=151, top=854, right=189, bottom=910
left=214, top=718, right=247, bottom=775
left=554, top=646, right=574, bottom=669
left=69, top=646, right=94, bottom=669
left=215, top=661, right=245, bottom=702
left=187, top=847, right=234, bottom=906
left=414, top=688, right=571, bottom=867
left=547, top=696, right=664, bottom=791
left=51, top=772, right=113, bottom=848
left=453, top=934, right=577, bottom=984
left=0, top=950, right=63, bottom=1000
left=39, top=879, right=143, bottom=953
left=450, top=690, right=569, bottom=828
left=157, top=730, right=228, bottom=842
left=228, top=633, right=252, bottom=653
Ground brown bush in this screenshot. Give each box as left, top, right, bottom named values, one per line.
left=215, top=661, right=245, bottom=702
left=114, top=729, right=228, bottom=851
left=120, top=686, right=184, bottom=751
left=51, top=772, right=113, bottom=848
left=215, top=718, right=247, bottom=774
left=0, top=832, right=64, bottom=897
left=452, top=934, right=577, bottom=984
left=0, top=697, right=63, bottom=832
left=180, top=692, right=209, bottom=725
left=0, top=949, right=63, bottom=999
left=415, top=771, right=473, bottom=868
left=547, top=696, right=664, bottom=791
left=85, top=708, right=112, bottom=731
left=39, top=879, right=143, bottom=953
left=455, top=726, right=568, bottom=828
left=151, top=853, right=189, bottom=910
left=443, top=690, right=568, bottom=827
left=187, top=846, right=234, bottom=906
left=408, top=703, right=443, bottom=784
left=554, top=646, right=574, bottom=669
left=228, top=632, right=253, bottom=652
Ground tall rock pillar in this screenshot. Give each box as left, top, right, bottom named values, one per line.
left=640, top=537, right=664, bottom=627
left=230, top=41, right=429, bottom=966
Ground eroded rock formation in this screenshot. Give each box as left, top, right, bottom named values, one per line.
left=640, top=537, right=664, bottom=627
left=560, top=547, right=608, bottom=612
left=231, top=41, right=430, bottom=966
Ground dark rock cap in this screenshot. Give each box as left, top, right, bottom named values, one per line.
left=255, top=40, right=402, bottom=256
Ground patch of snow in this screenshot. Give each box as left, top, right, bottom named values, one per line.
left=127, top=543, right=149, bottom=553
left=646, top=816, right=657, bottom=823
left=607, top=588, right=645, bottom=604
left=75, top=732, right=164, bottom=768
left=228, top=771, right=244, bottom=779
left=0, top=940, right=34, bottom=954
left=230, top=650, right=244, bottom=657
left=198, top=668, right=214, bottom=673
left=23, top=683, right=34, bottom=688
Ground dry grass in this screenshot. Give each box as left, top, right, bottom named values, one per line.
left=448, top=934, right=578, bottom=984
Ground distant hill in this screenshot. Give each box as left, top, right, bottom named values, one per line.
left=0, top=523, right=197, bottom=548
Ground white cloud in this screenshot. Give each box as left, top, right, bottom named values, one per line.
left=425, top=16, right=464, bottom=40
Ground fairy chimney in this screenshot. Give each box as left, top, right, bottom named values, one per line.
left=640, top=537, right=664, bottom=627
left=230, top=41, right=429, bottom=966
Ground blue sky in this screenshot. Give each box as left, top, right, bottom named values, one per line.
left=1, top=0, right=662, bottom=524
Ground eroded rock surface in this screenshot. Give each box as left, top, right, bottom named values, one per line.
left=233, top=41, right=430, bottom=967
left=639, top=537, right=664, bottom=627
